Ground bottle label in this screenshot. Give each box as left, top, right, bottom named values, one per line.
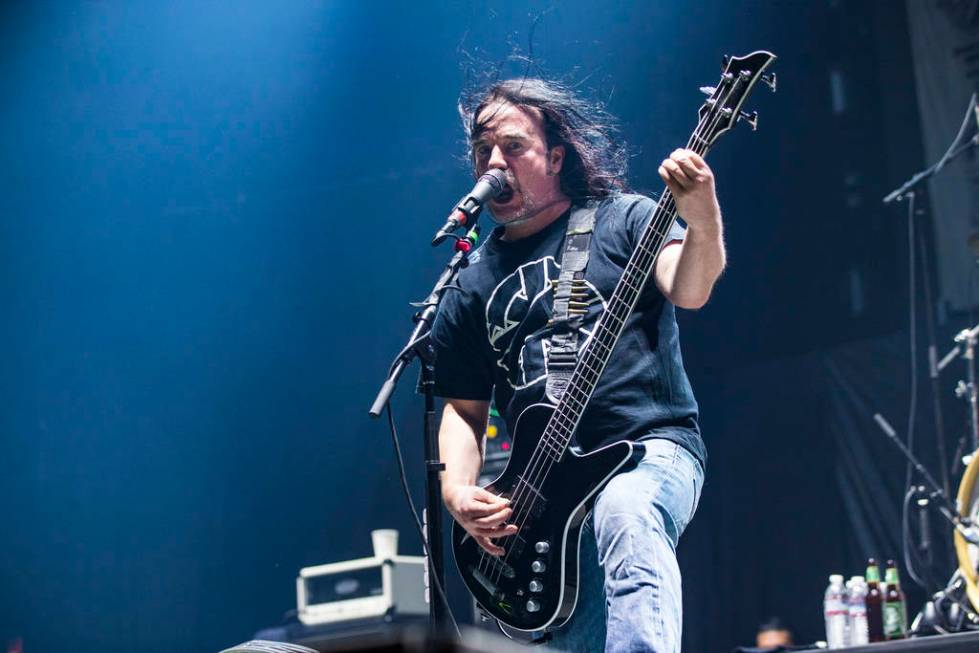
left=883, top=602, right=905, bottom=637
left=850, top=614, right=869, bottom=646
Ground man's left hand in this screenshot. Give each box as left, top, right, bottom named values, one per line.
left=657, top=149, right=721, bottom=233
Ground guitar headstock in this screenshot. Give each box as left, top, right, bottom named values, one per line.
left=696, top=51, right=777, bottom=148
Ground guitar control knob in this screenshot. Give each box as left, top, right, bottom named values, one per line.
left=535, top=541, right=550, bottom=554
left=526, top=599, right=541, bottom=613
left=529, top=579, right=543, bottom=593
left=531, top=560, right=546, bottom=573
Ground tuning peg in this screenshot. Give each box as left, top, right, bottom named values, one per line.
left=762, top=72, right=777, bottom=92
left=699, top=86, right=716, bottom=97
left=739, top=110, right=758, bottom=131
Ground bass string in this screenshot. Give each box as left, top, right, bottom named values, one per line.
left=484, top=100, right=728, bottom=584
left=480, top=81, right=736, bottom=585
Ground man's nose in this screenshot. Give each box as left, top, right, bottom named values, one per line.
left=487, top=145, right=507, bottom=171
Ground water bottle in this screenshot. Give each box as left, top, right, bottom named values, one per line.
left=824, top=574, right=848, bottom=648
left=847, top=575, right=869, bottom=646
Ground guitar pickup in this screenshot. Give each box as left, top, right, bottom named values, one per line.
left=480, top=555, right=516, bottom=580
left=472, top=566, right=501, bottom=596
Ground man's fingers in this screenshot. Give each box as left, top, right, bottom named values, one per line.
left=459, top=501, right=502, bottom=519
left=660, top=149, right=710, bottom=194
left=659, top=165, right=684, bottom=196
left=472, top=507, right=512, bottom=527
left=458, top=489, right=509, bottom=519
left=473, top=487, right=509, bottom=506
left=672, top=148, right=705, bottom=168
left=475, top=523, right=519, bottom=538
left=675, top=155, right=707, bottom=182
left=661, top=159, right=692, bottom=188
left=476, top=536, right=505, bottom=557
left=671, top=149, right=711, bottom=185
left=685, top=151, right=708, bottom=168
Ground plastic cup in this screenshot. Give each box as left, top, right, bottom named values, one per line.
left=371, top=529, right=398, bottom=560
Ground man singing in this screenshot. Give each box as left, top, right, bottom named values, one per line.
left=430, top=78, right=725, bottom=652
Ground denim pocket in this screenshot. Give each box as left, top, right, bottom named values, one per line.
left=680, top=447, right=704, bottom=527
left=638, top=438, right=680, bottom=467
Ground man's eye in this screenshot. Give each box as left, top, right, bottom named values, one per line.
left=506, top=142, right=522, bottom=152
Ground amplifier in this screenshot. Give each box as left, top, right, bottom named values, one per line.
left=296, top=554, right=427, bottom=626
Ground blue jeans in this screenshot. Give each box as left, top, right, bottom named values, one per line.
left=542, top=439, right=704, bottom=653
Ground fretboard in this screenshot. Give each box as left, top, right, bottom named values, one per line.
left=537, top=143, right=708, bottom=462
left=526, top=49, right=776, bottom=463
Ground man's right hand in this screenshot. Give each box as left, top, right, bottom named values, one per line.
left=443, top=484, right=519, bottom=556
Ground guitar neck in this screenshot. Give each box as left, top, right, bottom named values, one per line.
left=531, top=49, right=776, bottom=459
left=542, top=139, right=709, bottom=455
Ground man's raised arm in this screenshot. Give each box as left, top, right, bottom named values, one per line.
left=654, top=148, right=727, bottom=309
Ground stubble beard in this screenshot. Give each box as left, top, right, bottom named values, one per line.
left=490, top=187, right=566, bottom=229
left=491, top=191, right=537, bottom=227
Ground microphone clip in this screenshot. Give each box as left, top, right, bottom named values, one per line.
left=432, top=205, right=482, bottom=247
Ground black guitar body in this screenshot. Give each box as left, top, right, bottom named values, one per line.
left=451, top=403, right=645, bottom=633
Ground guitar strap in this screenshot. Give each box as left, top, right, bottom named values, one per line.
left=545, top=203, right=597, bottom=405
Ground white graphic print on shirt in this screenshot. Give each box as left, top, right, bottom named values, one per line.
left=484, top=256, right=607, bottom=391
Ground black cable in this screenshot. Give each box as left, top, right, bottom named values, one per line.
left=969, top=260, right=978, bottom=336
left=903, top=191, right=928, bottom=590
left=385, top=402, right=461, bottom=638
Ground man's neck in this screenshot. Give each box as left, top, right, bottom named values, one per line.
left=500, top=198, right=572, bottom=242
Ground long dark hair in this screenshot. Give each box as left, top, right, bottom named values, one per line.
left=459, top=78, right=628, bottom=202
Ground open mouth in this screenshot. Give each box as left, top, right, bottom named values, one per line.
left=494, top=185, right=515, bottom=205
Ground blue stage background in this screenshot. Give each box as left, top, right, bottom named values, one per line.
left=0, top=2, right=943, bottom=651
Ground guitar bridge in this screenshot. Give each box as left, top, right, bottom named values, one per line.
left=471, top=567, right=499, bottom=596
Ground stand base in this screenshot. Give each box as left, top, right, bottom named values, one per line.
left=911, top=571, right=979, bottom=636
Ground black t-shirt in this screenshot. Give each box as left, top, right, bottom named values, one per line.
left=430, top=192, right=705, bottom=469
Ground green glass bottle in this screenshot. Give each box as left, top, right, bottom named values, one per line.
left=882, top=560, right=907, bottom=640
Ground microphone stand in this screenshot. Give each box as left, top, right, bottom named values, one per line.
left=872, top=413, right=979, bottom=545
left=882, top=92, right=977, bottom=205
left=881, top=92, right=979, bottom=544
left=369, top=222, right=482, bottom=636
left=882, top=135, right=979, bottom=205
left=938, top=322, right=979, bottom=460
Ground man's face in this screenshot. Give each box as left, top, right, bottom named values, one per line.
left=471, top=101, right=565, bottom=225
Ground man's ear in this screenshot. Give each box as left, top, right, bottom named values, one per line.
left=547, top=145, right=565, bottom=176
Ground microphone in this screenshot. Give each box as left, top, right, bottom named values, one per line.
left=916, top=487, right=931, bottom=558
left=432, top=169, right=508, bottom=246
